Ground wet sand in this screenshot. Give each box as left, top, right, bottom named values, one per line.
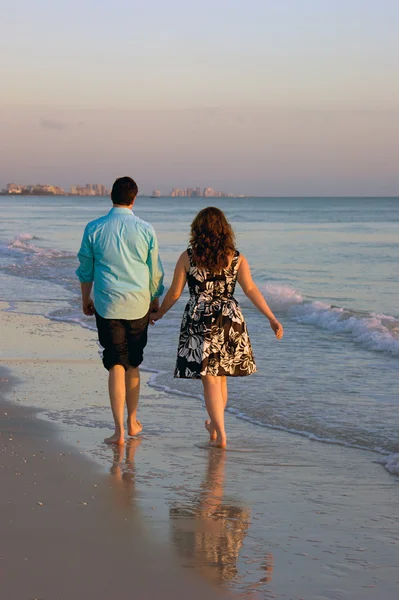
left=1, top=303, right=399, bottom=599
left=0, top=307, right=229, bottom=600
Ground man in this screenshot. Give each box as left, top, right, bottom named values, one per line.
left=76, top=176, right=164, bottom=445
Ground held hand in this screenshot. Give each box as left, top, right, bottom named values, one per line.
left=82, top=298, right=95, bottom=316
left=270, top=319, right=284, bottom=340
left=149, top=311, right=162, bottom=325
left=149, top=297, right=160, bottom=313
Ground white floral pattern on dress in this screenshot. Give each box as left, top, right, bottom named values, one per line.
left=174, top=248, right=256, bottom=379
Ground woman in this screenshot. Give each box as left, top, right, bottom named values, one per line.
left=150, top=207, right=283, bottom=448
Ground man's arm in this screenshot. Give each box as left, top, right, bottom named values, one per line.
left=147, top=228, right=165, bottom=306
left=76, top=226, right=95, bottom=316
left=150, top=252, right=188, bottom=323
left=80, top=282, right=95, bottom=316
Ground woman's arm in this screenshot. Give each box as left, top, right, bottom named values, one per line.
left=149, top=251, right=189, bottom=324
left=237, top=255, right=284, bottom=339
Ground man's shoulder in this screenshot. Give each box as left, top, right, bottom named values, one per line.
left=84, top=214, right=109, bottom=233
left=132, top=215, right=156, bottom=236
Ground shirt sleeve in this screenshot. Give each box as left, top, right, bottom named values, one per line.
left=147, top=227, right=165, bottom=300
left=76, top=226, right=94, bottom=283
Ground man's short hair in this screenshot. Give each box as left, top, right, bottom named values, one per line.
left=111, top=177, right=138, bottom=206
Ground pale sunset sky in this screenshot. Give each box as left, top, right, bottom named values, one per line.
left=1, top=0, right=398, bottom=195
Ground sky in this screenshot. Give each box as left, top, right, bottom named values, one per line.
left=1, top=0, right=399, bottom=196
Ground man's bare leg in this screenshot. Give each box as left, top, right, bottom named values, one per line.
left=126, top=367, right=143, bottom=436
left=105, top=365, right=126, bottom=445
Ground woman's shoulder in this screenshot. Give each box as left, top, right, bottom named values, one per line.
left=178, top=249, right=191, bottom=271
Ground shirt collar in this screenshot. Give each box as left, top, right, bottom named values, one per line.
left=109, top=207, right=134, bottom=214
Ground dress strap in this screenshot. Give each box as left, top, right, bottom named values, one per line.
left=231, top=250, right=240, bottom=272
left=187, top=246, right=194, bottom=267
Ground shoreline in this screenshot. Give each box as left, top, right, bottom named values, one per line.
left=44, top=310, right=399, bottom=462
left=0, top=365, right=230, bottom=599
left=1, top=304, right=399, bottom=599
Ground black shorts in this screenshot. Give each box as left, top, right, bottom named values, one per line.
left=95, top=311, right=149, bottom=371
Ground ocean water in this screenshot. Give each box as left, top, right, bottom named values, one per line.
left=1, top=195, right=398, bottom=473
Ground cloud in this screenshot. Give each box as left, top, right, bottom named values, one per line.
left=40, top=118, right=69, bottom=130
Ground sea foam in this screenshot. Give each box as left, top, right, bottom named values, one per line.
left=260, top=283, right=399, bottom=357
left=378, top=453, right=399, bottom=476
left=8, top=233, right=75, bottom=259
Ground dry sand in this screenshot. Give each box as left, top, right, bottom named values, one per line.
left=1, top=303, right=399, bottom=600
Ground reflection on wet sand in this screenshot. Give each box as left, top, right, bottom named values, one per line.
left=109, top=438, right=142, bottom=512
left=169, top=450, right=257, bottom=587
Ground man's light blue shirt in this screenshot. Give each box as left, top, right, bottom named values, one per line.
left=76, top=207, right=164, bottom=320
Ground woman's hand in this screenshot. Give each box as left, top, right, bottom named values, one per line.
left=149, top=311, right=162, bottom=325
left=270, top=319, right=284, bottom=340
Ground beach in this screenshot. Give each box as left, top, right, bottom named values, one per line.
left=1, top=303, right=398, bottom=600
left=2, top=0, right=399, bottom=593
left=0, top=304, right=232, bottom=600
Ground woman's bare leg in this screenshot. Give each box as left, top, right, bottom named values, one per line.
left=205, top=376, right=228, bottom=441
left=202, top=375, right=227, bottom=448
left=221, top=376, right=228, bottom=408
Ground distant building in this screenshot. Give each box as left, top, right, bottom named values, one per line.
left=169, top=186, right=236, bottom=198
left=70, top=183, right=108, bottom=196
left=5, top=183, right=66, bottom=195
left=151, top=189, right=161, bottom=198
left=6, top=183, right=22, bottom=194
left=171, top=188, right=186, bottom=197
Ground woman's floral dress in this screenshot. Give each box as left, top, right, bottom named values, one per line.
left=174, top=248, right=257, bottom=379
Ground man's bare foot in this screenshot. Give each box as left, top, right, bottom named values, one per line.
left=104, top=433, right=125, bottom=446
left=205, top=419, right=217, bottom=441
left=128, top=419, right=143, bottom=437
left=210, top=435, right=227, bottom=449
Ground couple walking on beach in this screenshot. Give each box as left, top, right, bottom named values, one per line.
left=76, top=176, right=283, bottom=449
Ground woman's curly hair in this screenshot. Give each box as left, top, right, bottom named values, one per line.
left=190, top=207, right=236, bottom=273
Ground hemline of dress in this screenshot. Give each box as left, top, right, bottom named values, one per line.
left=173, top=370, right=257, bottom=380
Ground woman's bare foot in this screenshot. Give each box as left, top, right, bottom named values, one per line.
left=104, top=432, right=125, bottom=446
left=128, top=419, right=143, bottom=437
left=205, top=419, right=217, bottom=441
left=210, top=434, right=227, bottom=449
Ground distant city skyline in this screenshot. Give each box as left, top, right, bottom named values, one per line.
left=3, top=182, right=110, bottom=196
left=2, top=182, right=245, bottom=198
left=1, top=1, right=399, bottom=196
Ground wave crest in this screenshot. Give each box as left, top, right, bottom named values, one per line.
left=378, top=453, right=399, bottom=476
left=8, top=233, right=75, bottom=259
left=260, top=283, right=399, bottom=357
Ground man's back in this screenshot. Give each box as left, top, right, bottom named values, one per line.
left=76, top=206, right=164, bottom=320
left=76, top=176, right=164, bottom=446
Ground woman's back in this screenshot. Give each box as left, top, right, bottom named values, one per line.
left=176, top=246, right=255, bottom=379
left=151, top=205, right=283, bottom=448
left=186, top=247, right=240, bottom=304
